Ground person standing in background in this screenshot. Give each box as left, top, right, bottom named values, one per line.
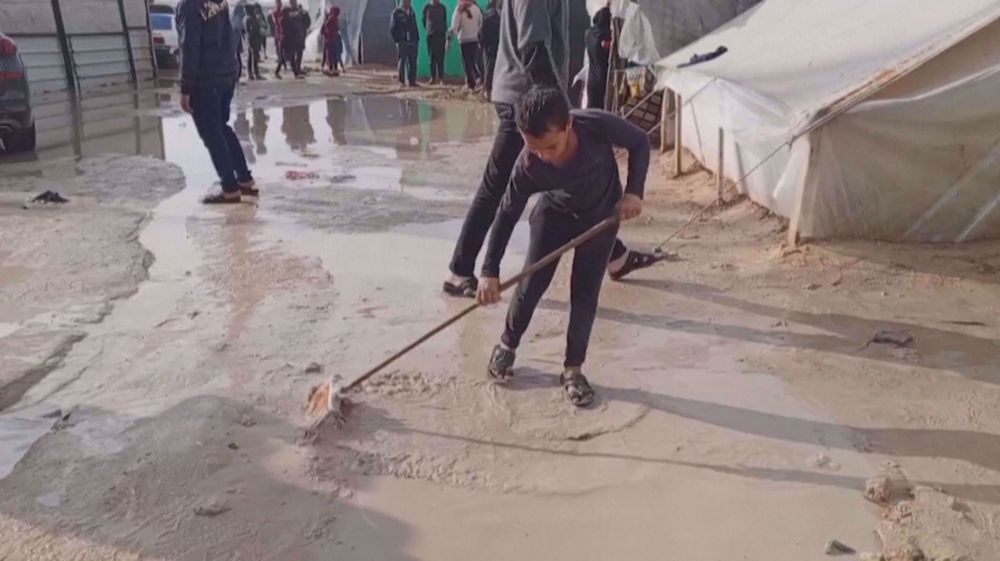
left=176, top=0, right=256, bottom=204
left=584, top=6, right=611, bottom=109
left=281, top=0, right=311, bottom=79
left=261, top=16, right=269, bottom=60
left=390, top=0, right=420, bottom=88
left=321, top=6, right=344, bottom=76
left=448, top=0, right=483, bottom=90
left=244, top=2, right=266, bottom=80
left=230, top=0, right=247, bottom=79
left=422, top=0, right=448, bottom=85
left=479, top=0, right=501, bottom=99
left=270, top=0, right=287, bottom=78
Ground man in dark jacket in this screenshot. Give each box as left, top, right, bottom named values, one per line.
left=479, top=0, right=501, bottom=98
left=177, top=0, right=256, bottom=204
left=391, top=0, right=419, bottom=87
left=282, top=0, right=311, bottom=78
left=422, top=0, right=447, bottom=85
left=443, top=0, right=660, bottom=297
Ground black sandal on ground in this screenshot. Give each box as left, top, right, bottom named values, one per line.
left=487, top=344, right=515, bottom=384
left=609, top=250, right=667, bottom=281
left=443, top=277, right=478, bottom=298
left=202, top=191, right=242, bottom=204
left=560, top=371, right=596, bottom=407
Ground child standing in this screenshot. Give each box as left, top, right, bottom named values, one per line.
left=244, top=3, right=267, bottom=80
left=476, top=87, right=649, bottom=407
left=321, top=6, right=343, bottom=75
left=448, top=0, right=483, bottom=90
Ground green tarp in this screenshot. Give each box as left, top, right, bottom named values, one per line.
left=411, top=0, right=487, bottom=78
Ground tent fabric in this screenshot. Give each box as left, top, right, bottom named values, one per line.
left=575, top=1, right=758, bottom=106
left=655, top=0, right=1000, bottom=242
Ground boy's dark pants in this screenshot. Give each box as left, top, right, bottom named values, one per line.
left=247, top=43, right=261, bottom=77
left=427, top=33, right=446, bottom=81
left=449, top=103, right=628, bottom=279
left=501, top=206, right=619, bottom=368
left=397, top=42, right=418, bottom=85
left=191, top=83, right=251, bottom=193
left=482, top=46, right=497, bottom=94
left=459, top=41, right=480, bottom=88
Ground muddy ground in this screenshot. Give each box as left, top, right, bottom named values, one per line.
left=1, top=67, right=999, bottom=561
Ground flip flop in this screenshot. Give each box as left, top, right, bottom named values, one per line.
left=443, top=277, right=478, bottom=298
left=202, top=191, right=242, bottom=204
left=560, top=371, right=595, bottom=407
left=609, top=250, right=668, bottom=281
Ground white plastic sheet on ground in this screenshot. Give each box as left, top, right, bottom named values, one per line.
left=656, top=0, right=1000, bottom=242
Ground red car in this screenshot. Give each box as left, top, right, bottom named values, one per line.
left=0, top=32, right=35, bottom=152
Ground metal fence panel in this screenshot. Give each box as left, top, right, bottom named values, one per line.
left=130, top=30, right=155, bottom=83
left=9, top=36, right=68, bottom=95
left=5, top=0, right=155, bottom=96
left=69, top=34, right=132, bottom=90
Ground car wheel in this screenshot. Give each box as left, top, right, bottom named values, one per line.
left=7, top=123, right=36, bottom=153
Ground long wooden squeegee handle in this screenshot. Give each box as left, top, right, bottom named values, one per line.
left=342, top=216, right=619, bottom=392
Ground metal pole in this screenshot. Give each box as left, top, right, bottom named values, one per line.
left=50, top=0, right=76, bottom=93
left=717, top=127, right=725, bottom=202
left=659, top=90, right=670, bottom=154
left=673, top=92, right=683, bottom=177
left=116, top=0, right=138, bottom=85
left=604, top=17, right=621, bottom=111
left=144, top=0, right=157, bottom=80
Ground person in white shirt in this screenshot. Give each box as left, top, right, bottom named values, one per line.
left=448, top=0, right=484, bottom=89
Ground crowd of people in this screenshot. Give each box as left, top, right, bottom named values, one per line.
left=390, top=0, right=500, bottom=92
left=177, top=0, right=660, bottom=407
left=227, top=0, right=341, bottom=80
left=221, top=0, right=507, bottom=89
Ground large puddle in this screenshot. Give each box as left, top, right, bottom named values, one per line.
left=0, top=86, right=509, bottom=465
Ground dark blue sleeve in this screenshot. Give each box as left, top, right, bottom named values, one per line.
left=178, top=0, right=204, bottom=95
left=593, top=111, right=650, bottom=198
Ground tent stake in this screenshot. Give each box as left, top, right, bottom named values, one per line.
left=717, top=127, right=725, bottom=202
left=673, top=92, right=683, bottom=177
left=660, top=91, right=671, bottom=153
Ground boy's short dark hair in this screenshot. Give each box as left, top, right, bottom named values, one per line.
left=516, top=88, right=571, bottom=137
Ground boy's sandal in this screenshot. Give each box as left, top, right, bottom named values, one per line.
left=202, top=192, right=242, bottom=204
left=487, top=345, right=515, bottom=384
left=609, top=250, right=667, bottom=281
left=560, top=371, right=595, bottom=407
left=443, top=277, right=478, bottom=298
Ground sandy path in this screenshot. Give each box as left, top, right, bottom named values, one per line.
left=1, top=79, right=998, bottom=560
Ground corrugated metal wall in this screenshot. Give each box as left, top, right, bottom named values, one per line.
left=0, top=0, right=155, bottom=95
left=0, top=0, right=161, bottom=157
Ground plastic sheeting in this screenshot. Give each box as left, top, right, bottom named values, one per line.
left=303, top=0, right=366, bottom=65
left=656, top=0, right=1000, bottom=242
left=575, top=1, right=755, bottom=104
left=613, top=0, right=659, bottom=66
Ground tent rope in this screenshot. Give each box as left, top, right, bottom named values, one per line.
left=652, top=139, right=793, bottom=253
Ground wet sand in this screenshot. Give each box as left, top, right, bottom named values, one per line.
left=0, top=72, right=998, bottom=560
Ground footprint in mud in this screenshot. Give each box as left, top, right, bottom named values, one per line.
left=485, top=367, right=651, bottom=442
left=359, top=370, right=457, bottom=398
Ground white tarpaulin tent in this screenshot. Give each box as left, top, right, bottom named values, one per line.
left=656, top=0, right=1000, bottom=242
